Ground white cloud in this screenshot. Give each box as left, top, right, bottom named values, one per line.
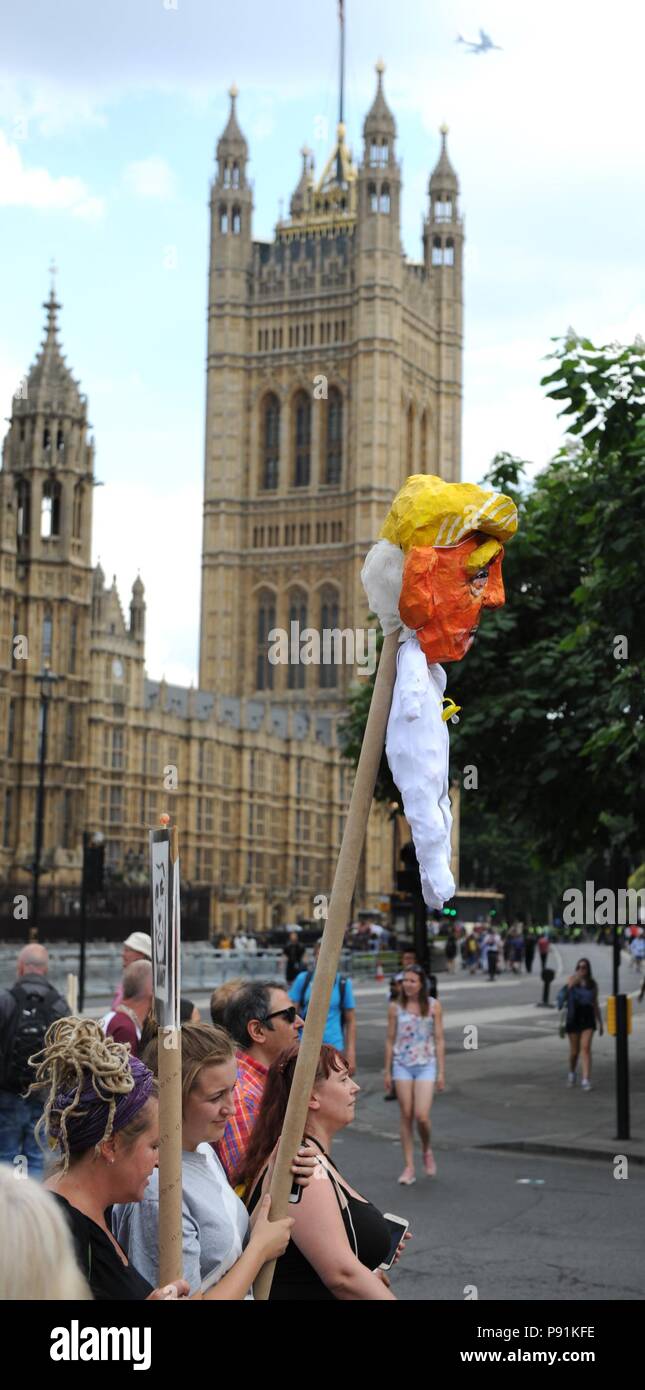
left=93, top=481, right=201, bottom=687
left=0, top=131, right=104, bottom=219
left=123, top=156, right=176, bottom=199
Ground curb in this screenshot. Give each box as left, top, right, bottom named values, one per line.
left=475, top=1139, right=645, bottom=1166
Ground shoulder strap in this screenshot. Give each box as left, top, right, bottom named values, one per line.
left=339, top=975, right=347, bottom=1014
left=297, top=971, right=313, bottom=1009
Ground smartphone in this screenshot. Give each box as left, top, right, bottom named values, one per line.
left=379, top=1212, right=410, bottom=1271
left=288, top=1175, right=304, bottom=1204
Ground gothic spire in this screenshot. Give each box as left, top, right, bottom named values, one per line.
left=18, top=280, right=85, bottom=418
left=363, top=59, right=396, bottom=139
left=429, top=123, right=459, bottom=191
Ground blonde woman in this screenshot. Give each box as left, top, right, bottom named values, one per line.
left=115, top=1022, right=316, bottom=1298
left=0, top=1167, right=91, bottom=1300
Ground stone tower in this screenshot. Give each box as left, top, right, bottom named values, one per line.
left=0, top=282, right=95, bottom=872
left=198, top=65, right=464, bottom=710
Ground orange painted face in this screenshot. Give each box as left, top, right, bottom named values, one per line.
left=399, top=536, right=506, bottom=664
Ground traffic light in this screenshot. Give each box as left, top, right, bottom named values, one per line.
left=84, top=842, right=105, bottom=894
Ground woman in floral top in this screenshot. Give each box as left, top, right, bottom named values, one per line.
left=384, top=967, right=445, bottom=1185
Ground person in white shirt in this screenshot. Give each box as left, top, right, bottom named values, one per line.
left=113, top=1022, right=316, bottom=1298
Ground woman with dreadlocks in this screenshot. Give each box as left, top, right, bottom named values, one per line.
left=33, top=1017, right=190, bottom=1300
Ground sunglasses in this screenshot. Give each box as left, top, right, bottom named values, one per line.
left=264, top=1006, right=298, bottom=1025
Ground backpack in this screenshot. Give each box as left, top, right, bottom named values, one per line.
left=294, top=971, right=348, bottom=1026
left=1, top=981, right=65, bottom=1093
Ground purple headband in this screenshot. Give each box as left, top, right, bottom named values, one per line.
left=51, top=1056, right=154, bottom=1154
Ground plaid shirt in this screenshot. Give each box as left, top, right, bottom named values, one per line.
left=215, top=1049, right=268, bottom=1185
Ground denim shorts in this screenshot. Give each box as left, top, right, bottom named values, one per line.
left=392, top=1059, right=437, bottom=1083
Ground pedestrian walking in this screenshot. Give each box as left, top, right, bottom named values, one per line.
left=384, top=966, right=445, bottom=1183
left=0, top=944, right=69, bottom=1178
left=464, top=932, right=479, bottom=975
left=629, top=932, right=645, bottom=975
left=537, top=930, right=550, bottom=969
left=216, top=981, right=304, bottom=1185
left=482, top=928, right=502, bottom=981
left=524, top=930, right=536, bottom=974
left=445, top=927, right=458, bottom=974
left=290, top=941, right=356, bottom=1075
left=563, top=958, right=604, bottom=1090
left=282, top=930, right=305, bottom=985
left=510, top=926, right=525, bottom=974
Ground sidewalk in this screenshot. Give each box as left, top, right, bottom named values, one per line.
left=355, top=1002, right=645, bottom=1167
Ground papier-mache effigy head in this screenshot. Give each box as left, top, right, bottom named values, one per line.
left=362, top=473, right=518, bottom=664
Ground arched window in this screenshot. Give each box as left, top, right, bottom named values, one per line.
left=293, top=391, right=311, bottom=487
left=262, top=393, right=280, bottom=490
left=406, top=402, right=415, bottom=473
left=368, top=181, right=378, bottom=213
left=72, top=483, right=83, bottom=539
left=444, top=237, right=454, bottom=266
left=256, top=591, right=276, bottom=691
left=288, top=590, right=307, bottom=690
left=219, top=205, right=228, bottom=234
left=432, top=236, right=443, bottom=266
left=223, top=163, right=231, bottom=188
left=420, top=410, right=428, bottom=472
left=16, top=480, right=30, bottom=538
left=325, top=388, right=342, bottom=485
left=41, top=479, right=61, bottom=538
left=379, top=183, right=390, bottom=214
left=56, top=427, right=64, bottom=454
left=320, top=588, right=340, bottom=689
left=232, top=206, right=241, bottom=234
left=434, top=194, right=453, bottom=222
left=43, top=426, right=51, bottom=454
left=42, top=609, right=53, bottom=666
left=232, top=162, right=240, bottom=188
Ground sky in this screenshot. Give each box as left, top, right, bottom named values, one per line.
left=1, top=0, right=644, bottom=687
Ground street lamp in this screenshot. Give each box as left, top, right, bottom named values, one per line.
left=31, top=664, right=58, bottom=941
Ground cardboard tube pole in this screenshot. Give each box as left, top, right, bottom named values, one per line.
left=158, top=823, right=183, bottom=1287
left=253, top=630, right=399, bottom=1301
left=66, top=972, right=78, bottom=1014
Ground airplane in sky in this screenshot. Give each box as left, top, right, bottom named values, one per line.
left=456, top=28, right=503, bottom=54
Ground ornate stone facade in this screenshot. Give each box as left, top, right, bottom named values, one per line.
left=0, top=67, right=463, bottom=933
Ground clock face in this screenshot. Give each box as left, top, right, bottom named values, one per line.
left=112, top=658, right=124, bottom=680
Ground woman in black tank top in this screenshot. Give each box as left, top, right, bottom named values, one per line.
left=243, top=1045, right=409, bottom=1300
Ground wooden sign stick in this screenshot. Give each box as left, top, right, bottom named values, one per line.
left=253, top=630, right=399, bottom=1301
left=157, top=821, right=183, bottom=1287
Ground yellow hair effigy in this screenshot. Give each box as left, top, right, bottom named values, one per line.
left=380, top=474, right=518, bottom=575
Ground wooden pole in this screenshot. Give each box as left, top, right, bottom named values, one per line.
left=253, top=630, right=398, bottom=1300
left=157, top=821, right=184, bottom=1286
left=66, top=972, right=78, bottom=1015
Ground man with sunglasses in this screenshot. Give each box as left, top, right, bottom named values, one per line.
left=215, top=981, right=304, bottom=1185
